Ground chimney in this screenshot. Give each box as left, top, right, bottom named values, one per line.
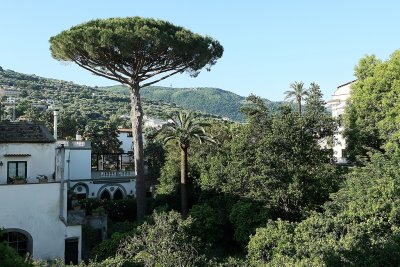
left=53, top=108, right=59, bottom=140
left=76, top=131, right=82, bottom=141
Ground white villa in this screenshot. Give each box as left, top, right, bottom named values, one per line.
left=0, top=121, right=136, bottom=264
left=327, top=80, right=355, bottom=164
left=0, top=122, right=82, bottom=263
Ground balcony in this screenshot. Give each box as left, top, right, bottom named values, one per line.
left=90, top=153, right=136, bottom=183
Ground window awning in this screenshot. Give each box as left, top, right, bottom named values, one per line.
left=3, top=154, right=31, bottom=157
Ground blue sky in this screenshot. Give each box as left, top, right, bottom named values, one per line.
left=1, top=1, right=399, bottom=101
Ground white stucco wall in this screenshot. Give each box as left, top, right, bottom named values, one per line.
left=327, top=82, right=353, bottom=162
left=0, top=143, right=55, bottom=184
left=64, top=149, right=91, bottom=180
left=118, top=132, right=133, bottom=153
left=0, top=183, right=81, bottom=261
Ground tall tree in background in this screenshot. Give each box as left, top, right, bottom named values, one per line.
left=49, top=17, right=223, bottom=219
left=304, top=82, right=336, bottom=141
left=84, top=121, right=122, bottom=155
left=160, top=112, right=215, bottom=217
left=285, top=81, right=308, bottom=114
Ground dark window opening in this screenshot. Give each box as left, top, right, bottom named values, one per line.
left=100, top=190, right=111, bottom=200
left=65, top=238, right=79, bottom=265
left=113, top=189, right=123, bottom=200
left=7, top=161, right=27, bottom=181
left=0, top=231, right=30, bottom=257
left=341, top=149, right=347, bottom=159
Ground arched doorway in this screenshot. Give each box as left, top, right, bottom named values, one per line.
left=100, top=190, right=111, bottom=200
left=0, top=229, right=32, bottom=256
left=113, top=188, right=124, bottom=200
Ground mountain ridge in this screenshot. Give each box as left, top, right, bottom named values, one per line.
left=98, top=85, right=281, bottom=121
left=0, top=67, right=283, bottom=122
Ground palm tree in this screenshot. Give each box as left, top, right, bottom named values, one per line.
left=160, top=111, right=215, bottom=217
left=284, top=81, right=308, bottom=114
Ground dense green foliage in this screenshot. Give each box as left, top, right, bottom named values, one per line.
left=99, top=85, right=284, bottom=121
left=228, top=200, right=271, bottom=247
left=118, top=211, right=201, bottom=267
left=344, top=51, right=400, bottom=161
left=0, top=240, right=32, bottom=267
left=201, top=99, right=340, bottom=221
left=79, top=198, right=137, bottom=222
left=146, top=91, right=342, bottom=264
left=248, top=152, right=400, bottom=266
left=303, top=82, right=337, bottom=140
left=84, top=121, right=122, bottom=154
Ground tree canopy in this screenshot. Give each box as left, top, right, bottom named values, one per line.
left=344, top=50, right=400, bottom=161
left=285, top=81, right=308, bottom=114
left=248, top=152, right=400, bottom=266
left=49, top=17, right=223, bottom=88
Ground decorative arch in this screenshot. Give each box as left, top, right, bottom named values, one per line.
left=1, top=228, right=33, bottom=256
left=71, top=183, right=89, bottom=199
left=97, top=184, right=127, bottom=200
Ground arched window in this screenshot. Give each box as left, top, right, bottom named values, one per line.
left=100, top=190, right=111, bottom=200
left=72, top=184, right=88, bottom=199
left=0, top=230, right=32, bottom=256
left=113, top=188, right=124, bottom=200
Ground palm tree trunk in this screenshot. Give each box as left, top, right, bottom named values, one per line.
left=130, top=84, right=146, bottom=220
left=297, top=96, right=302, bottom=115
left=180, top=145, right=188, bottom=217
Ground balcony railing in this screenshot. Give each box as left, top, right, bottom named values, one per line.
left=91, top=170, right=135, bottom=179
left=91, top=153, right=135, bottom=172
left=57, top=140, right=91, bottom=149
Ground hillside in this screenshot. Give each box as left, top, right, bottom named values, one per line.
left=0, top=68, right=220, bottom=132
left=0, top=67, right=284, bottom=125
left=99, top=85, right=283, bottom=121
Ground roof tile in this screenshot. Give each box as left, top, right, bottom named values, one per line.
left=0, top=122, right=55, bottom=143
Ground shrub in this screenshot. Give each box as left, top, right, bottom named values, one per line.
left=229, top=200, right=271, bottom=247
left=247, top=219, right=295, bottom=265
left=79, top=198, right=136, bottom=222
left=189, top=203, right=225, bottom=246
left=118, top=211, right=202, bottom=267
left=0, top=241, right=33, bottom=267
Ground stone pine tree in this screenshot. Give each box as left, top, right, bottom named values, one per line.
left=49, top=17, right=223, bottom=219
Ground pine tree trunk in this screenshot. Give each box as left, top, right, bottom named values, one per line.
left=180, top=145, right=188, bottom=217
left=130, top=84, right=146, bottom=220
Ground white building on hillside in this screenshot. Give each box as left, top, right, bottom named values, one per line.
left=0, top=121, right=137, bottom=263
left=327, top=80, right=355, bottom=163
left=0, top=122, right=82, bottom=264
